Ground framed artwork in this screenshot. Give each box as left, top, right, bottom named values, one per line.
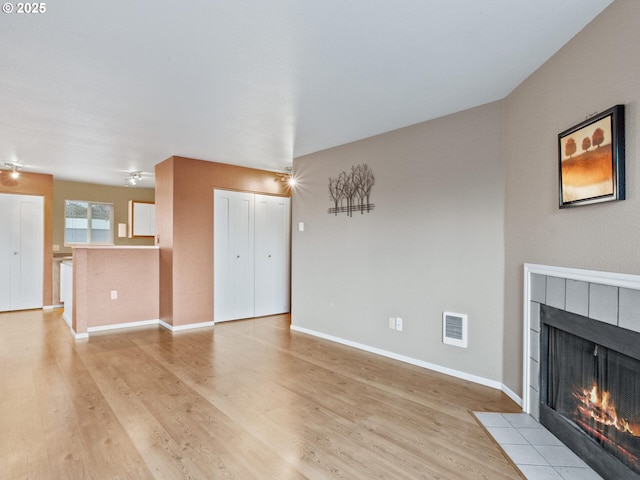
left=327, top=163, right=375, bottom=217
left=558, top=105, right=625, bottom=208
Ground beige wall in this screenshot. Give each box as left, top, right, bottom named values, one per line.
left=503, top=0, right=640, bottom=395
left=155, top=156, right=289, bottom=327
left=53, top=179, right=155, bottom=255
left=0, top=171, right=54, bottom=306
left=291, top=0, right=638, bottom=398
left=291, top=101, right=506, bottom=383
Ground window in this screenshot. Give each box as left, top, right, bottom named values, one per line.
left=64, top=200, right=114, bottom=245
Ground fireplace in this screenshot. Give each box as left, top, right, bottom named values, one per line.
left=540, top=304, right=640, bottom=480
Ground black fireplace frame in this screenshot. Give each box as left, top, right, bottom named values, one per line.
left=540, top=304, right=640, bottom=480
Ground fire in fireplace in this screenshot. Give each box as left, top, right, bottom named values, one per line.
left=573, top=383, right=640, bottom=472
left=574, top=384, right=636, bottom=436
left=540, top=304, right=640, bottom=480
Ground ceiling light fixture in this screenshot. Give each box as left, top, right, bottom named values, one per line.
left=125, top=171, right=143, bottom=187
left=4, top=161, right=23, bottom=179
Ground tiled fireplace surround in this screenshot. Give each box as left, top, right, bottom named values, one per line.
left=518, top=264, right=640, bottom=480
left=524, top=264, right=640, bottom=420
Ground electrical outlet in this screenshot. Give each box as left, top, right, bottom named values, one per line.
left=396, top=317, right=403, bottom=331
left=388, top=317, right=396, bottom=329
left=110, top=290, right=118, bottom=300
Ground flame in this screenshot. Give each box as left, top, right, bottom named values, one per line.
left=574, top=385, right=635, bottom=435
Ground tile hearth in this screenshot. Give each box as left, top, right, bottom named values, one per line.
left=474, top=412, right=603, bottom=480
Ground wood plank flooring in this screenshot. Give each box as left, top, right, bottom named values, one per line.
left=0, top=309, right=523, bottom=479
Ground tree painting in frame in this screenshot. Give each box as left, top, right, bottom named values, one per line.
left=558, top=104, right=625, bottom=208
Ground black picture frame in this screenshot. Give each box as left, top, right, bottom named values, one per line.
left=558, top=104, right=625, bottom=208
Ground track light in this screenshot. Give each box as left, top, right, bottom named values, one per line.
left=4, top=162, right=23, bottom=179
left=125, top=171, right=143, bottom=187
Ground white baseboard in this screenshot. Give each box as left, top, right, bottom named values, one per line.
left=290, top=324, right=523, bottom=407
left=69, top=318, right=216, bottom=340
left=71, top=327, right=88, bottom=340
left=160, top=320, right=216, bottom=332
left=44, top=304, right=63, bottom=310
left=62, top=311, right=72, bottom=328
left=159, top=319, right=173, bottom=331
left=87, top=319, right=161, bottom=333
left=501, top=384, right=523, bottom=407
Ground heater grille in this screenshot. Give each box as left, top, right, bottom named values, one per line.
left=443, top=312, right=468, bottom=348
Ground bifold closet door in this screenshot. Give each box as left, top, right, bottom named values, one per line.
left=0, top=193, right=44, bottom=312
left=214, top=190, right=255, bottom=322
left=254, top=194, right=290, bottom=317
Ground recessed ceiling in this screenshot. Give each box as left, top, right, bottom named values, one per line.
left=0, top=0, right=613, bottom=187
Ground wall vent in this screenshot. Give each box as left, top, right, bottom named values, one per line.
left=442, top=312, right=468, bottom=348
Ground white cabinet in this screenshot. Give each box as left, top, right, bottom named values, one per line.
left=128, top=201, right=155, bottom=237
left=214, top=189, right=290, bottom=322
left=0, top=193, right=44, bottom=312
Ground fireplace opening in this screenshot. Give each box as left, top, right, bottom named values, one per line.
left=547, top=326, right=640, bottom=473
left=540, top=304, right=640, bottom=480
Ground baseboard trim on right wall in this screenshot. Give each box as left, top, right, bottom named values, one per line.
left=290, top=324, right=523, bottom=408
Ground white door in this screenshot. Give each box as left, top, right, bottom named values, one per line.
left=214, top=190, right=255, bottom=322
left=254, top=195, right=290, bottom=317
left=0, top=194, right=44, bottom=311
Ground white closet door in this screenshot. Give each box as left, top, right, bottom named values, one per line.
left=214, top=190, right=255, bottom=322
left=0, top=195, right=11, bottom=310
left=254, top=194, right=290, bottom=317
left=0, top=193, right=44, bottom=312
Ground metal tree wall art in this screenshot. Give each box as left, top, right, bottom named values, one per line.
left=328, top=163, right=375, bottom=216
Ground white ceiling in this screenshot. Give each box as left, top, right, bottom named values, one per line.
left=1, top=0, right=613, bottom=187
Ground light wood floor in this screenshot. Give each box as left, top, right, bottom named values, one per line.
left=1, top=309, right=523, bottom=479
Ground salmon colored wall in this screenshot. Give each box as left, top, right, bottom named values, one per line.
left=155, top=156, right=290, bottom=327
left=0, top=171, right=54, bottom=306
left=72, top=246, right=159, bottom=334
left=155, top=158, right=174, bottom=326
